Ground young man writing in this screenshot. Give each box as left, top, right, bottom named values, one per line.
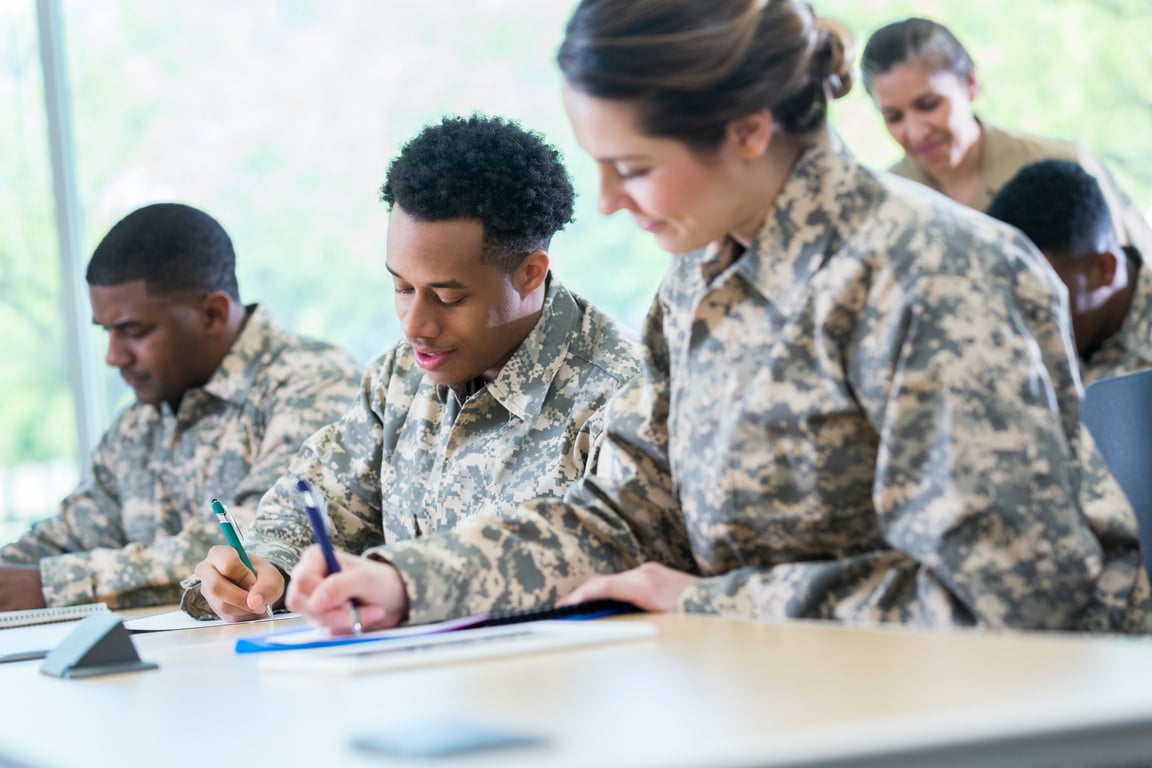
left=187, top=115, right=642, bottom=620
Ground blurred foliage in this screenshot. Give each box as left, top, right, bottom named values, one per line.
left=2, top=0, right=1150, bottom=481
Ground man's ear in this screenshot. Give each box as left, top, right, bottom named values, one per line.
left=200, top=291, right=234, bottom=333
left=515, top=250, right=550, bottom=296
left=1092, top=250, right=1119, bottom=289
left=729, top=109, right=774, bottom=159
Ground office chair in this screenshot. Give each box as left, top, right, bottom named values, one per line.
left=1081, top=368, right=1152, bottom=580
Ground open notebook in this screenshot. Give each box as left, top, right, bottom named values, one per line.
left=0, top=602, right=108, bottom=630
left=249, top=599, right=655, bottom=676
left=259, top=618, right=657, bottom=676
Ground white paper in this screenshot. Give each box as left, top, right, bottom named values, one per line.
left=124, top=609, right=298, bottom=632
left=260, top=619, right=658, bottom=676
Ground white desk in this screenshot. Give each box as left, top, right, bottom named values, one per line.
left=2, top=611, right=1152, bottom=767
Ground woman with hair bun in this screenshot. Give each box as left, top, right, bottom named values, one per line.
left=861, top=16, right=1152, bottom=258
left=286, top=0, right=1150, bottom=635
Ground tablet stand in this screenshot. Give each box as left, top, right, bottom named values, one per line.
left=40, top=612, right=158, bottom=679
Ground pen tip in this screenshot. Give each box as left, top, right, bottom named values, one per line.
left=294, top=478, right=309, bottom=493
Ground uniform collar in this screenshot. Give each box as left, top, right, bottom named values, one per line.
left=698, top=127, right=858, bottom=311
left=200, top=304, right=279, bottom=406
left=452, top=278, right=579, bottom=423
left=1100, top=253, right=1152, bottom=362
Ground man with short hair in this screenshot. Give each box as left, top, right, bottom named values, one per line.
left=188, top=115, right=642, bottom=621
left=0, top=202, right=361, bottom=610
left=987, top=158, right=1151, bottom=384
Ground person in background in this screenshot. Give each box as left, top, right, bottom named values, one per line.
left=987, top=158, right=1151, bottom=385
left=284, top=0, right=1150, bottom=636
left=860, top=17, right=1152, bottom=259
left=185, top=114, right=642, bottom=621
left=0, top=202, right=361, bottom=610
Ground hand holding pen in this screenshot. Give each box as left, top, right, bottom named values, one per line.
left=293, top=478, right=364, bottom=635
left=212, top=499, right=275, bottom=619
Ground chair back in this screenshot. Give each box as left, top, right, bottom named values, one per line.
left=1082, top=368, right=1152, bottom=580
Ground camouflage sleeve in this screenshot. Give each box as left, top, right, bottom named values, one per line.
left=31, top=357, right=361, bottom=609
left=246, top=357, right=394, bottom=575
left=376, top=299, right=699, bottom=624
left=0, top=427, right=125, bottom=564
left=678, top=272, right=1114, bottom=629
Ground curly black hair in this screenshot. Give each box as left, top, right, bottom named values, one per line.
left=86, top=202, right=240, bottom=300
left=986, top=159, right=1115, bottom=261
left=379, top=114, right=576, bottom=271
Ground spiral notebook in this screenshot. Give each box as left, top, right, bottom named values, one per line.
left=0, top=602, right=109, bottom=630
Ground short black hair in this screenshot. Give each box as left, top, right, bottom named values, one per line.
left=86, top=202, right=240, bottom=299
left=379, top=114, right=576, bottom=271
left=986, top=159, right=1115, bottom=261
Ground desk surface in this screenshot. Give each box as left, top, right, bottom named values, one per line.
left=3, top=610, right=1152, bottom=767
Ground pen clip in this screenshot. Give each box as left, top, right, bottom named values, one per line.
left=211, top=499, right=245, bottom=542
left=224, top=508, right=245, bottom=542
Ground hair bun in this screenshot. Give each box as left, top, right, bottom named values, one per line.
left=816, top=16, right=854, bottom=100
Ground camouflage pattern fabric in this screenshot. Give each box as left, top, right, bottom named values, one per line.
left=189, top=280, right=640, bottom=606
left=375, top=128, right=1152, bottom=634
left=1082, top=257, right=1152, bottom=385
left=0, top=305, right=361, bottom=608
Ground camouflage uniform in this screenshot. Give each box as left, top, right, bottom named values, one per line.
left=1082, top=256, right=1152, bottom=385
left=375, top=129, right=1152, bottom=634
left=180, top=279, right=640, bottom=617
left=0, top=306, right=361, bottom=608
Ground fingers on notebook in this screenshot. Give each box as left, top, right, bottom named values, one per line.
left=561, top=562, right=698, bottom=613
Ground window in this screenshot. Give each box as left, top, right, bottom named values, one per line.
left=0, top=2, right=77, bottom=542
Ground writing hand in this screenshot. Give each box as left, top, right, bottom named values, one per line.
left=286, top=546, right=409, bottom=634
left=193, top=546, right=284, bottom=622
left=559, top=562, right=699, bottom=612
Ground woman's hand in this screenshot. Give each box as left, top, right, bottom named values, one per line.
left=285, top=546, right=410, bottom=634
left=560, top=562, right=699, bottom=612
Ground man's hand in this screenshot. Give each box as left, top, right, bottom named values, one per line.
left=559, top=562, right=699, bottom=612
left=193, top=546, right=285, bottom=621
left=286, top=546, right=410, bottom=634
left=0, top=565, right=47, bottom=611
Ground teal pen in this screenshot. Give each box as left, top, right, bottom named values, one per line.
left=211, top=499, right=275, bottom=619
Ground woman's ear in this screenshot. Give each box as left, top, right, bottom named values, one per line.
left=966, top=71, right=980, bottom=102
left=729, top=110, right=774, bottom=159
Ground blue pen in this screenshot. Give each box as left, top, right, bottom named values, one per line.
left=294, top=478, right=363, bottom=635
left=211, top=499, right=275, bottom=619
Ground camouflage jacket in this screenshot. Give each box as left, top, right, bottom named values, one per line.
left=378, top=129, right=1152, bottom=634
left=0, top=305, right=361, bottom=608
left=1082, top=255, right=1152, bottom=385
left=227, top=280, right=641, bottom=584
